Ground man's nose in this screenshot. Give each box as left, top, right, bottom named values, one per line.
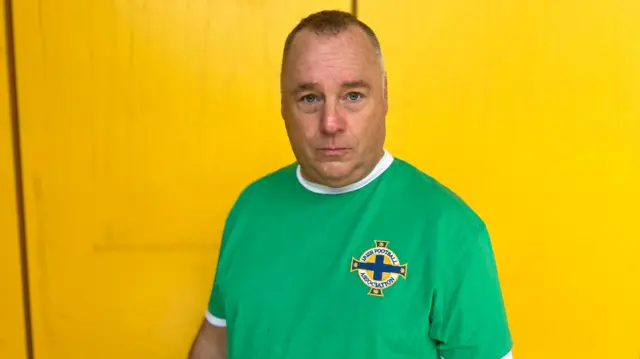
left=320, top=101, right=346, bottom=135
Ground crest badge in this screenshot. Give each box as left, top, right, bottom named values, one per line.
left=350, top=240, right=407, bottom=296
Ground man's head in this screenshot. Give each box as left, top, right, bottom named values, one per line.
left=280, top=10, right=388, bottom=188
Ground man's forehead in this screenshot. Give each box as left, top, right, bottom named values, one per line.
left=283, top=28, right=380, bottom=86
left=288, top=26, right=373, bottom=57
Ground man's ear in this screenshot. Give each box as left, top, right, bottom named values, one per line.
left=384, top=73, right=388, bottom=99
left=280, top=91, right=285, bottom=119
left=383, top=72, right=389, bottom=113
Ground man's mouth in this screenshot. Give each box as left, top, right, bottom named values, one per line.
left=318, top=147, right=350, bottom=155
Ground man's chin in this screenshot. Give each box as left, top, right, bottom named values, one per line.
left=315, top=163, right=361, bottom=186
left=318, top=161, right=351, bottom=176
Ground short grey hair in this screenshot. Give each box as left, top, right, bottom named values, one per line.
left=280, top=10, right=384, bottom=75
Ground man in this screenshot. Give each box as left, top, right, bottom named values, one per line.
left=188, top=10, right=513, bottom=359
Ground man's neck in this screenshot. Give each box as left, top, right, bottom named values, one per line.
left=296, top=150, right=394, bottom=195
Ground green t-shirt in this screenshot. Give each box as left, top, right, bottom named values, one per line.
left=206, top=151, right=513, bottom=359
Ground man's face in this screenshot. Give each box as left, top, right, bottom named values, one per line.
left=281, top=26, right=388, bottom=188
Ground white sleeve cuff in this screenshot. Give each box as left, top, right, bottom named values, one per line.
left=205, top=311, right=227, bottom=327
left=441, top=350, right=512, bottom=359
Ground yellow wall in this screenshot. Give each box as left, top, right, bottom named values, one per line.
left=361, top=1, right=640, bottom=358
left=5, top=0, right=640, bottom=358
left=11, top=1, right=349, bottom=358
left=0, top=3, right=28, bottom=359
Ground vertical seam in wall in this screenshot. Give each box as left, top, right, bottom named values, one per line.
left=351, top=0, right=358, bottom=18
left=3, top=1, right=34, bottom=359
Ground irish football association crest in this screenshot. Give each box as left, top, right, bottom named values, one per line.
left=350, top=240, right=407, bottom=296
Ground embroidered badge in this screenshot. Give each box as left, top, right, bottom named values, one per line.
left=350, top=240, right=407, bottom=297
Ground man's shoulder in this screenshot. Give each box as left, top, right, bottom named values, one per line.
left=233, top=161, right=299, bottom=206
left=389, top=157, right=485, bottom=229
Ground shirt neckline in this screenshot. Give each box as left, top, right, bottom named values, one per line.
left=296, top=149, right=394, bottom=195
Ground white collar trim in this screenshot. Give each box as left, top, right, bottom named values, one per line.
left=296, top=149, right=394, bottom=195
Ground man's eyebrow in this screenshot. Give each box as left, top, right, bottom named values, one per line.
left=293, top=82, right=316, bottom=93
left=342, top=80, right=371, bottom=89
left=290, top=80, right=371, bottom=94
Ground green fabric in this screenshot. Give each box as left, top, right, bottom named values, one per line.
left=208, top=157, right=512, bottom=359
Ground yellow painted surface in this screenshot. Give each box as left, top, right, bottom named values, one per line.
left=0, top=3, right=28, bottom=359
left=12, top=1, right=349, bottom=358
left=11, top=0, right=640, bottom=358
left=361, top=1, right=640, bottom=358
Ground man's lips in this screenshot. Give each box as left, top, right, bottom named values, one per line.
left=317, top=147, right=350, bottom=155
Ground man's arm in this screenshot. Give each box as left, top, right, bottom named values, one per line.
left=430, top=221, right=513, bottom=359
left=188, top=318, right=227, bottom=359
left=190, top=186, right=247, bottom=359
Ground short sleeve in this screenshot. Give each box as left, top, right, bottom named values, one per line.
left=429, top=223, right=513, bottom=359
left=204, top=190, right=247, bottom=328
left=206, top=273, right=227, bottom=327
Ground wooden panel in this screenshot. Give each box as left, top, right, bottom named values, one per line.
left=12, top=1, right=350, bottom=358
left=360, top=1, right=640, bottom=358
left=0, top=3, right=27, bottom=359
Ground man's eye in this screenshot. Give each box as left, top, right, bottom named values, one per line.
left=301, top=94, right=318, bottom=103
left=346, top=92, right=362, bottom=101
